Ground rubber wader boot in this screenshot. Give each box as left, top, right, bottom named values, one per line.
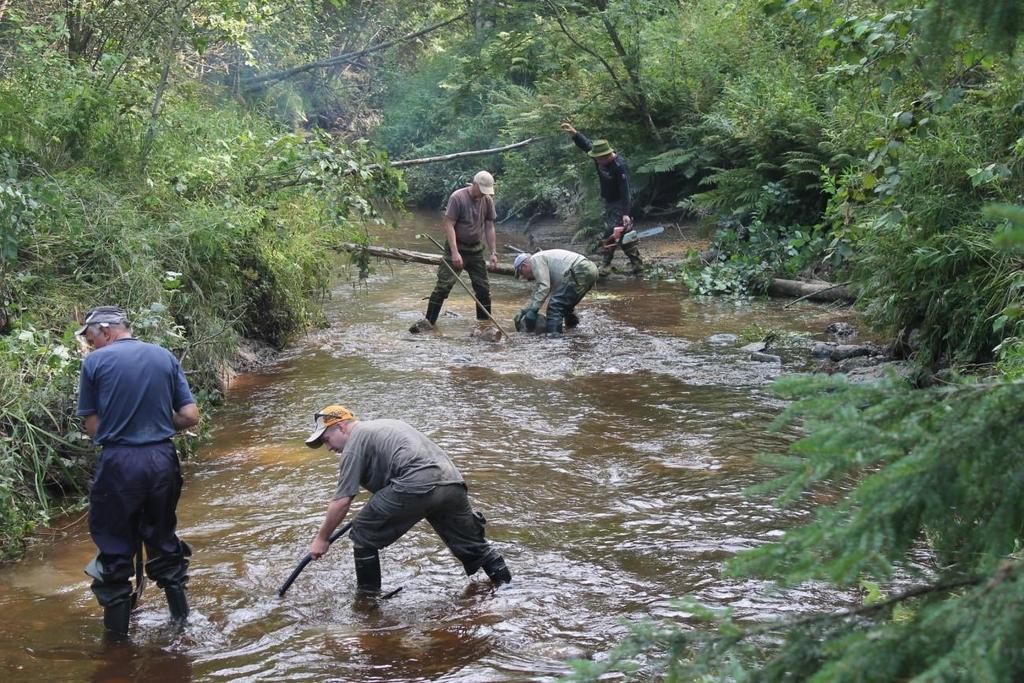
left=353, top=548, right=382, bottom=595
left=483, top=556, right=512, bottom=585
left=565, top=312, right=580, bottom=329
left=410, top=300, right=443, bottom=333
left=165, top=585, right=189, bottom=622
left=625, top=243, right=644, bottom=275
left=104, top=601, right=132, bottom=639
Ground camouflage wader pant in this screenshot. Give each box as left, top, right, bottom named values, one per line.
left=546, top=259, right=599, bottom=333
left=602, top=206, right=643, bottom=273
left=425, top=242, right=491, bottom=323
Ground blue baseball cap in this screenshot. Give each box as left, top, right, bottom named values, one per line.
left=513, top=253, right=529, bottom=278
left=76, top=306, right=128, bottom=335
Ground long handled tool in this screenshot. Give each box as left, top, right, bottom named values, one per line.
left=277, top=521, right=353, bottom=597
left=130, top=537, right=146, bottom=610
left=416, top=233, right=512, bottom=340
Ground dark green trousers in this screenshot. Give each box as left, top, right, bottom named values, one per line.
left=426, top=242, right=492, bottom=322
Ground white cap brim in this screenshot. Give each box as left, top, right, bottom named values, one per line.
left=305, top=417, right=328, bottom=447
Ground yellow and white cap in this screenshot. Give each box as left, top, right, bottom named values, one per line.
left=305, top=405, right=355, bottom=447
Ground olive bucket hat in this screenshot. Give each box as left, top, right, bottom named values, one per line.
left=587, top=139, right=614, bottom=158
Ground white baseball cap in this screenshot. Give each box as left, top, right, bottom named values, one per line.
left=472, top=170, right=495, bottom=195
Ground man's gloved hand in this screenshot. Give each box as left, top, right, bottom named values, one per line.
left=514, top=307, right=539, bottom=332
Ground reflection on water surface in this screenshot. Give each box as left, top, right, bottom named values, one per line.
left=0, top=216, right=863, bottom=681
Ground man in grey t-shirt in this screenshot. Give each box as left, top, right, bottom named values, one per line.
left=305, top=405, right=511, bottom=594
left=409, top=170, right=499, bottom=333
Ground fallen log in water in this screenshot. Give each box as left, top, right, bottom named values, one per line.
left=768, top=278, right=853, bottom=303
left=340, top=243, right=517, bottom=276
left=341, top=243, right=855, bottom=303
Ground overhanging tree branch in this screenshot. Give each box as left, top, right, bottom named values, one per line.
left=239, top=13, right=468, bottom=92
left=252, top=138, right=545, bottom=192
left=387, top=137, right=545, bottom=168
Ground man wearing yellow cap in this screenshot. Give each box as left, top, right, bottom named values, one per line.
left=305, top=405, right=511, bottom=593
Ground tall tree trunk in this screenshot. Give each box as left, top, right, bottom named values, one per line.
left=139, top=0, right=190, bottom=171
left=465, top=0, right=496, bottom=37
left=66, top=0, right=94, bottom=61
left=592, top=0, right=660, bottom=140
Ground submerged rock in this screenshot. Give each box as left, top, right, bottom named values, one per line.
left=740, top=341, right=767, bottom=353
left=708, top=333, right=739, bottom=345
left=469, top=326, right=504, bottom=343
left=826, top=321, right=857, bottom=340
left=408, top=319, right=434, bottom=334
left=830, top=344, right=875, bottom=361
left=750, top=351, right=782, bottom=364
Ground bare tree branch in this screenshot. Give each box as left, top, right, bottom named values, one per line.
left=387, top=137, right=545, bottom=168
left=545, top=2, right=637, bottom=110
left=240, top=13, right=468, bottom=92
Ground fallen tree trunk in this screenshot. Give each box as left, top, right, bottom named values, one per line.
left=340, top=243, right=517, bottom=276
left=340, top=244, right=856, bottom=303
left=767, top=278, right=853, bottom=303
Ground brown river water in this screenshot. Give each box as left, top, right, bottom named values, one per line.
left=0, top=215, right=865, bottom=681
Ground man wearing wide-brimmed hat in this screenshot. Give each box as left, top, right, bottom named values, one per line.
left=560, top=122, right=644, bottom=276
left=305, top=405, right=512, bottom=594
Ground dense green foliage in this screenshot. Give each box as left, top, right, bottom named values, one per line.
left=360, top=0, right=1024, bottom=370
left=2, top=0, right=1024, bottom=678
left=0, top=1, right=402, bottom=556
left=567, top=370, right=1024, bottom=681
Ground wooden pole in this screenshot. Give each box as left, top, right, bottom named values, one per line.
left=419, top=233, right=512, bottom=340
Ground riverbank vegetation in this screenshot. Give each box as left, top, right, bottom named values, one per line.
left=0, top=1, right=402, bottom=557
left=2, top=0, right=1023, bottom=678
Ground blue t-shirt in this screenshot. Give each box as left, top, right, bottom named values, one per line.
left=77, top=338, right=194, bottom=446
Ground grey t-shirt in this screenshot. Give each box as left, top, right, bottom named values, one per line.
left=444, top=186, right=496, bottom=246
left=333, top=419, right=464, bottom=499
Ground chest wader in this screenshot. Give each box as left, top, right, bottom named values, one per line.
left=545, top=260, right=599, bottom=334
left=600, top=207, right=644, bottom=275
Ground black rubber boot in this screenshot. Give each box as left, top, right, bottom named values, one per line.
left=353, top=547, right=382, bottom=595
left=425, top=300, right=443, bottom=326
left=483, top=555, right=512, bottom=585
left=473, top=287, right=492, bottom=322
left=103, top=601, right=131, bottom=639
left=411, top=300, right=443, bottom=333
left=565, top=311, right=580, bottom=329
left=165, top=585, right=189, bottom=622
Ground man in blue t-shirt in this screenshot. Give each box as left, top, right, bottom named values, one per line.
left=76, top=305, right=200, bottom=638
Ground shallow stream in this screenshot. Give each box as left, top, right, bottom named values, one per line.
left=0, top=215, right=864, bottom=681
